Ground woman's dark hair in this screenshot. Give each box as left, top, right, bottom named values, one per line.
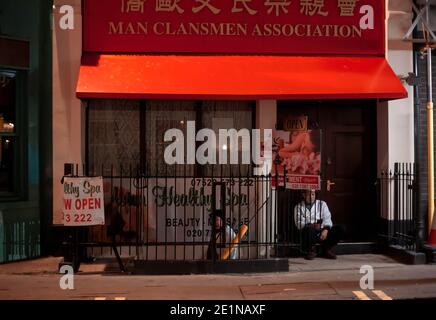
left=308, top=130, right=321, bottom=151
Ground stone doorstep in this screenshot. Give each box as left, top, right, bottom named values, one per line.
left=386, top=245, right=427, bottom=265
left=423, top=245, right=436, bottom=264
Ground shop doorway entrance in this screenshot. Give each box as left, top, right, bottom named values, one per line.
left=277, top=100, right=378, bottom=242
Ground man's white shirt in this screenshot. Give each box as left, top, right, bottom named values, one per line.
left=294, top=200, right=333, bottom=230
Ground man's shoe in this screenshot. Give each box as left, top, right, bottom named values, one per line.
left=324, top=248, right=337, bottom=260
left=305, top=248, right=317, bottom=260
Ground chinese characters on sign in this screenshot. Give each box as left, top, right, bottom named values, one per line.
left=338, top=0, right=359, bottom=16
left=264, top=0, right=292, bottom=17
left=192, top=0, right=221, bottom=14
left=232, top=0, right=257, bottom=15
left=121, top=0, right=146, bottom=13
left=156, top=0, right=184, bottom=13
left=300, top=0, right=328, bottom=17
left=120, top=0, right=360, bottom=16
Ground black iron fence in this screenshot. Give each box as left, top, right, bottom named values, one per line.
left=0, top=219, right=40, bottom=264
left=378, top=163, right=418, bottom=251
left=60, top=163, right=331, bottom=269
left=59, top=161, right=420, bottom=270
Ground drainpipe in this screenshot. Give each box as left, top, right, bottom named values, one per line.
left=427, top=46, right=434, bottom=237
left=425, top=0, right=434, bottom=238
left=413, top=50, right=424, bottom=249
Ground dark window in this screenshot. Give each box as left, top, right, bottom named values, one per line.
left=0, top=70, right=19, bottom=195
left=87, top=100, right=255, bottom=177
left=87, top=99, right=140, bottom=176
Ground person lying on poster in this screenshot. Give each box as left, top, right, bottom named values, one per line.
left=277, top=130, right=321, bottom=176
left=207, top=214, right=239, bottom=260
left=294, top=189, right=344, bottom=260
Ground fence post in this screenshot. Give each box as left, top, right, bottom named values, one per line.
left=59, top=163, right=81, bottom=273
left=211, top=182, right=226, bottom=270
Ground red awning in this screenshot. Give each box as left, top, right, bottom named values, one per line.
left=76, top=54, right=407, bottom=100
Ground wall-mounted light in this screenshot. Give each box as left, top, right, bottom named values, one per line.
left=398, top=72, right=419, bottom=86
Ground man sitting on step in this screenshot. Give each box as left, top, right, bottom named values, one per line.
left=294, top=189, right=344, bottom=260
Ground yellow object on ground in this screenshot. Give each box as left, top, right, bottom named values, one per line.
left=219, top=224, right=249, bottom=260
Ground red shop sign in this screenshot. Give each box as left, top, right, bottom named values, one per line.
left=83, top=0, right=385, bottom=55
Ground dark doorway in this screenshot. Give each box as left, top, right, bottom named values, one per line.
left=277, top=100, right=378, bottom=242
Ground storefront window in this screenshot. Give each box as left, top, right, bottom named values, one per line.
left=87, top=99, right=254, bottom=177
left=0, top=71, right=17, bottom=194
left=201, top=101, right=253, bottom=177
left=145, top=100, right=253, bottom=177
left=88, top=99, right=140, bottom=176
left=145, top=100, right=197, bottom=177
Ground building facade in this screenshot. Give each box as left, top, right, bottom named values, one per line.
left=49, top=0, right=426, bottom=270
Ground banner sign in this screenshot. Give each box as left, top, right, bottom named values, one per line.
left=99, top=177, right=257, bottom=244
left=62, top=177, right=105, bottom=226
left=83, top=0, right=385, bottom=55
left=272, top=129, right=321, bottom=190
left=148, top=178, right=255, bottom=243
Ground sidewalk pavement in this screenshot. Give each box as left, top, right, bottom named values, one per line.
left=0, top=254, right=435, bottom=300
left=0, top=254, right=407, bottom=275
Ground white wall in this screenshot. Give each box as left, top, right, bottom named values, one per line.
left=256, top=100, right=277, bottom=257
left=378, top=0, right=415, bottom=174
left=52, top=0, right=83, bottom=224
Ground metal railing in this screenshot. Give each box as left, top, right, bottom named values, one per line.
left=379, top=163, right=418, bottom=251
left=62, top=163, right=288, bottom=264
left=0, top=219, right=40, bottom=264
left=60, top=162, right=333, bottom=268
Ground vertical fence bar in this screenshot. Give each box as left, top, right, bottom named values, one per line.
left=254, top=171, right=263, bottom=259
left=390, top=169, right=394, bottom=245
left=410, top=163, right=414, bottom=250
left=219, top=163, right=223, bottom=261
left=184, top=163, right=187, bottom=261
left=238, top=163, right=242, bottom=260
left=128, top=164, right=132, bottom=257
left=401, top=163, right=404, bottom=247
left=413, top=162, right=418, bottom=251
left=135, top=165, right=140, bottom=259
left=406, top=163, right=409, bottom=248
left=244, top=163, right=248, bottom=260
left=174, top=162, right=177, bottom=261
left=405, top=163, right=408, bottom=248
left=155, top=136, right=158, bottom=261
left=145, top=163, right=150, bottom=261
left=164, top=163, right=168, bottom=262
left=395, top=165, right=398, bottom=245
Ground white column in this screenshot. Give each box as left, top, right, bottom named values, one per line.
left=52, top=0, right=83, bottom=225
left=385, top=0, right=415, bottom=169
left=256, top=100, right=277, bottom=258
left=377, top=0, right=414, bottom=222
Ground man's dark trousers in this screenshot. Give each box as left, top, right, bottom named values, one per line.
left=301, top=225, right=344, bottom=254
